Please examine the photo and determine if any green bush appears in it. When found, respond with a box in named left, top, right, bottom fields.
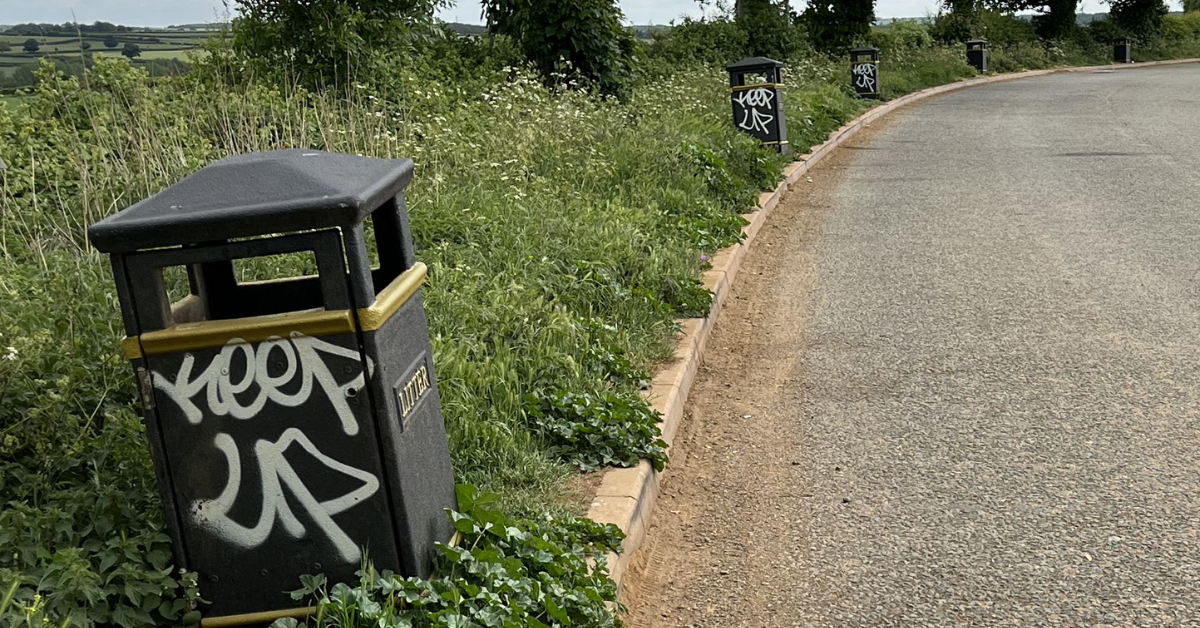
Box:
left=988, top=41, right=1057, bottom=71
left=1109, top=0, right=1169, bottom=40
left=0, top=55, right=780, bottom=626
left=736, top=0, right=807, bottom=60
left=801, top=0, right=875, bottom=53
left=482, top=0, right=640, bottom=98
left=277, top=486, right=624, bottom=628
left=1085, top=17, right=1124, bottom=45
left=1163, top=12, right=1200, bottom=41
left=644, top=17, right=750, bottom=70
left=870, top=20, right=935, bottom=53
left=5, top=18, right=1200, bottom=628
left=526, top=391, right=668, bottom=472
left=878, top=46, right=976, bottom=98
left=929, top=9, right=978, bottom=44
left=231, top=0, right=446, bottom=89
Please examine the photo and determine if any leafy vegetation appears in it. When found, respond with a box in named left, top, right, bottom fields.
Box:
left=230, top=0, right=447, bottom=89
left=276, top=486, right=623, bottom=628
left=0, top=45, right=780, bottom=627
left=2, top=5, right=1200, bottom=628
left=1109, top=0, right=1170, bottom=40
left=482, top=0, right=638, bottom=97
left=734, top=0, right=808, bottom=59
left=801, top=0, right=877, bottom=53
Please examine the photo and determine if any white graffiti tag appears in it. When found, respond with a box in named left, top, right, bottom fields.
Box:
left=153, top=333, right=379, bottom=563
left=732, top=87, right=776, bottom=134
left=853, top=63, right=878, bottom=93
left=192, top=429, right=379, bottom=563
left=154, top=332, right=370, bottom=435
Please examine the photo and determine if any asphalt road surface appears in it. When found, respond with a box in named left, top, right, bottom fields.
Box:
left=623, top=64, right=1200, bottom=627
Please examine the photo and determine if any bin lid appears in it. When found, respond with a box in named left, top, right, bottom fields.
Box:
left=88, top=149, right=414, bottom=253
left=967, top=38, right=988, bottom=45
left=726, top=56, right=784, bottom=73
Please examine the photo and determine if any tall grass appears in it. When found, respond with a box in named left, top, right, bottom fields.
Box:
left=8, top=21, right=1198, bottom=623
left=0, top=56, right=792, bottom=624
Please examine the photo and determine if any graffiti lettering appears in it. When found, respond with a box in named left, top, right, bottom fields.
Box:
left=853, top=63, right=878, bottom=93
left=153, top=333, right=371, bottom=435
left=732, top=87, right=776, bottom=134
left=153, top=333, right=379, bottom=563
left=191, top=429, right=380, bottom=563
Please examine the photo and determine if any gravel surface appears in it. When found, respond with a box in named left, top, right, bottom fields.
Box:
left=622, top=65, right=1200, bottom=627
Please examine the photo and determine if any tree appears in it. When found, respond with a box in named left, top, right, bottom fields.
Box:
left=121, top=42, right=141, bottom=58
left=22, top=39, right=39, bottom=53
left=1186, top=0, right=1200, bottom=12
left=483, top=0, right=639, bottom=98
left=0, top=42, right=10, bottom=53
left=232, top=0, right=446, bottom=89
left=103, top=35, right=119, bottom=48
left=81, top=41, right=92, bottom=50
left=934, top=0, right=981, bottom=42
left=984, top=0, right=1078, bottom=39
left=1109, top=0, right=1168, bottom=38
left=800, top=0, right=876, bottom=53
left=735, top=0, right=803, bottom=58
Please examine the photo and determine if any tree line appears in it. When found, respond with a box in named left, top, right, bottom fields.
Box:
left=223, top=0, right=1194, bottom=100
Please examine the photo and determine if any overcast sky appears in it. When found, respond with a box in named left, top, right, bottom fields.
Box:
left=2, top=0, right=1177, bottom=28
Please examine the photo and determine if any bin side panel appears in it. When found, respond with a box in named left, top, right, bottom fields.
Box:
left=128, top=356, right=191, bottom=572
left=362, top=289, right=458, bottom=577
left=730, top=85, right=785, bottom=145
left=145, top=331, right=400, bottom=618
left=852, top=62, right=879, bottom=97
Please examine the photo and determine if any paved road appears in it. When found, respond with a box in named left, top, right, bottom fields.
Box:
left=624, top=65, right=1200, bottom=627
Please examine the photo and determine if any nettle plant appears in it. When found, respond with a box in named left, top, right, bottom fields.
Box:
left=276, top=485, right=625, bottom=628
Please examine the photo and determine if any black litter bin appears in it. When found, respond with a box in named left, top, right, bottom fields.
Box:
left=1115, top=37, right=1132, bottom=63
left=967, top=39, right=988, bottom=73
left=726, top=56, right=789, bottom=153
left=850, top=46, right=881, bottom=99
left=88, top=149, right=457, bottom=625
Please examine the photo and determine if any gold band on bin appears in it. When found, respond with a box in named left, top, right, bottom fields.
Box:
left=200, top=606, right=317, bottom=628
left=121, top=262, right=428, bottom=359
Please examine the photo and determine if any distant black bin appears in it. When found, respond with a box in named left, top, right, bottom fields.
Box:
left=1114, top=37, right=1132, bottom=63
left=967, top=39, right=988, bottom=73
left=87, top=149, right=457, bottom=624
left=850, top=46, right=881, bottom=99
left=726, top=56, right=789, bottom=153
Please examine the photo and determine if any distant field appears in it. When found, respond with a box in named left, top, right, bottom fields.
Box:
left=0, top=29, right=216, bottom=78
left=1, top=94, right=29, bottom=108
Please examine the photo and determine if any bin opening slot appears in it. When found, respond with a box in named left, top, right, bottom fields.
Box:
left=362, top=196, right=417, bottom=299
left=124, top=230, right=351, bottom=333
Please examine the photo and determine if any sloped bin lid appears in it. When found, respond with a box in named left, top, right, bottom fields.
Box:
left=726, top=56, right=784, bottom=72
left=88, top=149, right=414, bottom=254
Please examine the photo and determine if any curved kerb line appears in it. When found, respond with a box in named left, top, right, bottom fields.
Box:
left=586, top=56, right=1200, bottom=603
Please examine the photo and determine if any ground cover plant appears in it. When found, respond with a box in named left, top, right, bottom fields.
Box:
left=3, top=8, right=1200, bottom=628
left=0, top=48, right=785, bottom=628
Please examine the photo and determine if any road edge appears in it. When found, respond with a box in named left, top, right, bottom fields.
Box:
left=585, top=55, right=1200, bottom=600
